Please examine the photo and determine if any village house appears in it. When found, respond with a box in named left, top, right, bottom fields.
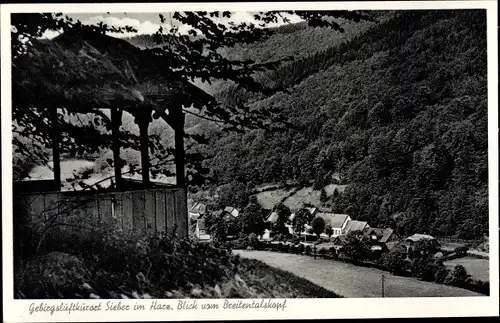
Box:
left=261, top=229, right=273, bottom=241
left=344, top=220, right=370, bottom=234
left=265, top=211, right=279, bottom=224
left=265, top=211, right=295, bottom=235
left=209, top=207, right=240, bottom=239
left=315, top=213, right=351, bottom=239
left=224, top=206, right=239, bottom=218
left=401, top=233, right=441, bottom=259
left=330, top=227, right=400, bottom=260
left=265, top=211, right=295, bottom=223
left=212, top=206, right=240, bottom=222
left=188, top=202, right=207, bottom=221
left=403, top=233, right=440, bottom=248
left=195, top=218, right=211, bottom=241
left=478, top=234, right=489, bottom=252
left=363, top=227, right=400, bottom=252
left=332, top=234, right=348, bottom=251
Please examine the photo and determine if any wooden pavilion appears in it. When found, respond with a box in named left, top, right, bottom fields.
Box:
left=12, top=28, right=216, bottom=238
left=13, top=27, right=216, bottom=191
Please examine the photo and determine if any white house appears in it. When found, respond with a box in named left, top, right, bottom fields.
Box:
left=265, top=211, right=279, bottom=223
left=224, top=206, right=239, bottom=218
left=195, top=219, right=211, bottom=241
left=315, top=213, right=352, bottom=238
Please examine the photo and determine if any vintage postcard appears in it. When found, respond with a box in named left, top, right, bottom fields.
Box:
left=1, top=1, right=499, bottom=321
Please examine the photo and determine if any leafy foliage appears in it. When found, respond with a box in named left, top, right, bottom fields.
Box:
left=15, top=216, right=235, bottom=298
left=411, top=256, right=439, bottom=281
left=240, top=201, right=266, bottom=236
left=292, top=208, right=310, bottom=234
left=324, top=224, right=334, bottom=239
left=342, top=231, right=369, bottom=263
left=445, top=265, right=470, bottom=288
left=204, top=212, right=228, bottom=244
left=274, top=203, right=291, bottom=235
left=379, top=245, right=408, bottom=275
left=454, top=246, right=469, bottom=257
left=15, top=223, right=339, bottom=299
left=311, top=217, right=326, bottom=237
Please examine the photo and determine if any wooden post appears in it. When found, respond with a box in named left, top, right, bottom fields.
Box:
left=174, top=108, right=188, bottom=238
left=136, top=108, right=152, bottom=187
left=51, top=106, right=61, bottom=190
left=154, top=102, right=188, bottom=238
left=138, top=119, right=150, bottom=187
left=175, top=111, right=186, bottom=188
left=111, top=107, right=123, bottom=189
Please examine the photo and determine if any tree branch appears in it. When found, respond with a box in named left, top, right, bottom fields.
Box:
left=182, top=108, right=227, bottom=124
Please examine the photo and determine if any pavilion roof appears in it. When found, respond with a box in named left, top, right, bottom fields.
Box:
left=13, top=29, right=215, bottom=117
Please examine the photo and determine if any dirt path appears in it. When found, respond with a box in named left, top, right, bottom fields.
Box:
left=234, top=250, right=481, bottom=298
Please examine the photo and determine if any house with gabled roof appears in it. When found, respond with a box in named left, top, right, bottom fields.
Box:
left=397, top=233, right=442, bottom=260
left=211, top=207, right=239, bottom=223
left=265, top=211, right=295, bottom=224
left=265, top=211, right=279, bottom=224
left=363, top=227, right=400, bottom=252
left=344, top=220, right=370, bottom=234
left=189, top=202, right=207, bottom=221
left=404, top=233, right=440, bottom=248
left=332, top=234, right=348, bottom=250
left=315, top=212, right=351, bottom=238
left=224, top=206, right=239, bottom=218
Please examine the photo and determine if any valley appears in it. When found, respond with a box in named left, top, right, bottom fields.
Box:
left=17, top=10, right=488, bottom=240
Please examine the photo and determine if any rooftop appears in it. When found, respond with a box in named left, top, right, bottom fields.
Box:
left=333, top=235, right=348, bottom=244
left=364, top=227, right=396, bottom=243
left=197, top=219, right=206, bottom=230
left=406, top=233, right=437, bottom=242
left=345, top=220, right=368, bottom=232
left=190, top=202, right=207, bottom=214
left=16, top=30, right=215, bottom=117
left=315, top=213, right=350, bottom=228
left=266, top=212, right=279, bottom=223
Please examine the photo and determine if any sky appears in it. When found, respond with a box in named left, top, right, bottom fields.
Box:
left=41, top=12, right=303, bottom=39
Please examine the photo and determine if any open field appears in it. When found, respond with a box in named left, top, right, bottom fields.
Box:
left=444, top=257, right=490, bottom=282
left=238, top=258, right=340, bottom=298
left=235, top=250, right=482, bottom=298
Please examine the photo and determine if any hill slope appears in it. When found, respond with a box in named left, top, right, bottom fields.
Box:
left=199, top=10, right=488, bottom=239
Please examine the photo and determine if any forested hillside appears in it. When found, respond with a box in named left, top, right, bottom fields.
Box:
left=198, top=10, right=488, bottom=239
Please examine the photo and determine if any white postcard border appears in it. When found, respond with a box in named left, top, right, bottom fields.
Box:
left=2, top=1, right=499, bottom=321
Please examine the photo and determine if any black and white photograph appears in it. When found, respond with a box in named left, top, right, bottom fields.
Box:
left=2, top=1, right=499, bottom=321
